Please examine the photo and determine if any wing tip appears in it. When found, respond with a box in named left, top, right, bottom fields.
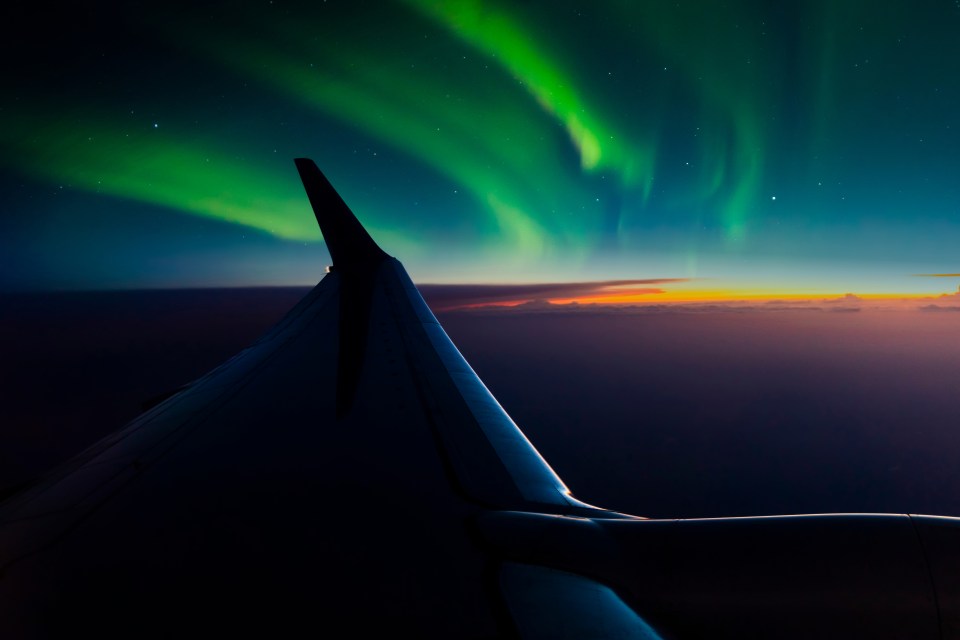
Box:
left=294, top=158, right=388, bottom=270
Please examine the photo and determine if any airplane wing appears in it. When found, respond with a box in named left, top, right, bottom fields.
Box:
left=1, top=160, right=958, bottom=638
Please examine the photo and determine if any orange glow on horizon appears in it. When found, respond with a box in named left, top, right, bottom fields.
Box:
left=427, top=280, right=959, bottom=311
left=547, top=290, right=941, bottom=306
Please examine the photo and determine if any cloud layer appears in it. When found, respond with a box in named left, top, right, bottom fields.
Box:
left=418, top=279, right=689, bottom=310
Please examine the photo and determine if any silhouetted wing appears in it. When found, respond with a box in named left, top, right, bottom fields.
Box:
left=290, top=158, right=596, bottom=512
left=0, top=159, right=619, bottom=637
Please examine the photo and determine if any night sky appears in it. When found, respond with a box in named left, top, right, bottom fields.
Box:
left=3, top=1, right=960, bottom=298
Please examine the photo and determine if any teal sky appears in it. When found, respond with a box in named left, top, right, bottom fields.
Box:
left=2, top=1, right=959, bottom=295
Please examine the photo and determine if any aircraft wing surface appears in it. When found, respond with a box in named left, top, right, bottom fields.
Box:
left=2, top=160, right=959, bottom=639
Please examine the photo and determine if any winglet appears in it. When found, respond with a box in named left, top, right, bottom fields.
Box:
left=294, top=158, right=388, bottom=271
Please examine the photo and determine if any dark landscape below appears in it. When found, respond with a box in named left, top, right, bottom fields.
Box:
left=2, top=288, right=958, bottom=519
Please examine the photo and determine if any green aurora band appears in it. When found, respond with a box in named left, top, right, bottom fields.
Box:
left=0, top=2, right=789, bottom=251
left=401, top=0, right=658, bottom=190
left=188, top=12, right=566, bottom=259
left=0, top=110, right=318, bottom=241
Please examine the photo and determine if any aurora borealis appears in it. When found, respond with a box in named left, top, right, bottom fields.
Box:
left=3, top=1, right=960, bottom=297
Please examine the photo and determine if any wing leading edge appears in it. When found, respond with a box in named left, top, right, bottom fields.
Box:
left=293, top=158, right=602, bottom=511
left=1, top=160, right=959, bottom=639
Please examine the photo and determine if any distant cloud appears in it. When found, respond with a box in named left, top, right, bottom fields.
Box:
left=419, top=279, right=689, bottom=310
left=823, top=293, right=861, bottom=304
left=818, top=293, right=861, bottom=312
left=919, top=304, right=960, bottom=312
left=911, top=273, right=960, bottom=294
left=932, top=285, right=960, bottom=298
